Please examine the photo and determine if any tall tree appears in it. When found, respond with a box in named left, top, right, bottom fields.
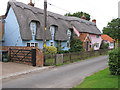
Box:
left=65, top=12, right=91, bottom=21
left=103, top=18, right=120, bottom=47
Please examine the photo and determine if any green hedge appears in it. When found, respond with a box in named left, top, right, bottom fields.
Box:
left=108, top=48, right=120, bottom=75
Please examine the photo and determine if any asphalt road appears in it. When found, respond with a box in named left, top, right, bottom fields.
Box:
left=2, top=55, right=108, bottom=88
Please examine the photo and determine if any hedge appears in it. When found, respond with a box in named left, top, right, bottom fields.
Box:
left=108, top=48, right=120, bottom=75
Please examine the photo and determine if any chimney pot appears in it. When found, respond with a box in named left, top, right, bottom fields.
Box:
left=81, top=13, right=86, bottom=20
left=92, top=19, right=96, bottom=23
left=28, top=0, right=34, bottom=7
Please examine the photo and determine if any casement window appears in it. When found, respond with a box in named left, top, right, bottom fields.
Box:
left=50, top=42, right=54, bottom=46
left=67, top=30, right=71, bottom=37
left=96, top=35, right=99, bottom=38
left=30, top=22, right=36, bottom=35
left=96, top=43, right=99, bottom=48
left=110, top=42, right=114, bottom=46
left=27, top=42, right=38, bottom=47
left=50, top=26, right=54, bottom=36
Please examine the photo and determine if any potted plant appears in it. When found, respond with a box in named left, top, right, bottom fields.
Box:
left=2, top=55, right=8, bottom=62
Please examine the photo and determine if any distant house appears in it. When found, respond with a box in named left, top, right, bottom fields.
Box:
left=3, top=0, right=102, bottom=51
left=79, top=33, right=91, bottom=51
left=79, top=32, right=102, bottom=51
left=101, top=34, right=115, bottom=49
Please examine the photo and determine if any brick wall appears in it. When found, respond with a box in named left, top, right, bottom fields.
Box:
left=2, top=46, right=43, bottom=67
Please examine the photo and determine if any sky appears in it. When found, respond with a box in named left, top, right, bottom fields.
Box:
left=0, top=0, right=119, bottom=32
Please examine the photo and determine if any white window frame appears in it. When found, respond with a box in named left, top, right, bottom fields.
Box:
left=50, top=41, right=54, bottom=46
left=110, top=42, right=114, bottom=47
left=27, top=42, right=38, bottom=47
left=67, top=30, right=71, bottom=37
left=30, top=22, right=36, bottom=36
left=50, top=26, right=54, bottom=36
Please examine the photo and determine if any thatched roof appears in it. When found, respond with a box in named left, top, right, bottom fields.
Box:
left=5, top=1, right=101, bottom=41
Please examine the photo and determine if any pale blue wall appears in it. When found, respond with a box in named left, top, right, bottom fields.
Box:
left=3, top=7, right=71, bottom=51
left=3, top=7, right=23, bottom=46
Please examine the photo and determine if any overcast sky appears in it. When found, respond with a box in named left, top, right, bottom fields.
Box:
left=0, top=0, right=119, bottom=32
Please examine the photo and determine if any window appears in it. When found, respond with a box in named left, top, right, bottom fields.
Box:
left=96, top=35, right=99, bottom=38
left=96, top=43, right=99, bottom=48
left=27, top=43, right=38, bottom=47
left=50, top=26, right=54, bottom=36
left=30, top=22, right=36, bottom=35
left=50, top=42, right=54, bottom=46
left=67, top=30, right=71, bottom=37
left=110, top=42, right=114, bottom=46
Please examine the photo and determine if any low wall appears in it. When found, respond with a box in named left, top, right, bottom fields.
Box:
left=2, top=46, right=43, bottom=67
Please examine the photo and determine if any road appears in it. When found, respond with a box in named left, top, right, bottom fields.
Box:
left=2, top=55, right=108, bottom=88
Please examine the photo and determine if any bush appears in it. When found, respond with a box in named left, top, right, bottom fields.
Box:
left=46, top=46, right=57, bottom=54
left=69, top=38, right=84, bottom=52
left=100, top=41, right=109, bottom=49
left=108, top=48, right=120, bottom=75
left=57, top=50, right=69, bottom=54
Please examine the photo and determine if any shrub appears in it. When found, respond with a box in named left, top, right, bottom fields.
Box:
left=108, top=48, right=120, bottom=75
left=100, top=41, right=109, bottom=49
left=46, top=46, right=57, bottom=54
left=69, top=38, right=84, bottom=52
left=57, top=50, right=69, bottom=54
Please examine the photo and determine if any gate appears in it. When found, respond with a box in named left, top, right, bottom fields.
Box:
left=9, top=48, right=36, bottom=66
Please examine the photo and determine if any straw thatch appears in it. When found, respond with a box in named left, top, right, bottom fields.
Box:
left=5, top=1, right=101, bottom=41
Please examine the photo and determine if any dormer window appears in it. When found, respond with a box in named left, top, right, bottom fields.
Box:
left=50, top=26, right=54, bottom=36
left=30, top=22, right=36, bottom=35
left=67, top=30, right=71, bottom=37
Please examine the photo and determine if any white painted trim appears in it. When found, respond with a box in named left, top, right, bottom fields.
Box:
left=84, top=34, right=92, bottom=42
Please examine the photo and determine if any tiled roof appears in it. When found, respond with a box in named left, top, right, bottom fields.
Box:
left=101, top=34, right=114, bottom=42
left=79, top=33, right=88, bottom=41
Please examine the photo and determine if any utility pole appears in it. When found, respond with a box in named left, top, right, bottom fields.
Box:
left=43, top=0, right=47, bottom=53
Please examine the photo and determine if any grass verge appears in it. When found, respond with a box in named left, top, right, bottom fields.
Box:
left=73, top=68, right=119, bottom=88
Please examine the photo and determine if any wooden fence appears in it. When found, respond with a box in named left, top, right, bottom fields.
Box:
left=44, top=49, right=110, bottom=66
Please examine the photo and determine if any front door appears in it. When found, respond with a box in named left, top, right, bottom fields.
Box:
left=86, top=41, right=89, bottom=51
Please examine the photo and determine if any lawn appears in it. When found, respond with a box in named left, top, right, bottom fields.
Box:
left=74, top=68, right=119, bottom=88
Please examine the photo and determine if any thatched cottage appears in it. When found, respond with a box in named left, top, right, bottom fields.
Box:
left=3, top=0, right=102, bottom=51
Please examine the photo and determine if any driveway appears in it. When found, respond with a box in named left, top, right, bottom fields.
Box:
left=2, top=55, right=108, bottom=88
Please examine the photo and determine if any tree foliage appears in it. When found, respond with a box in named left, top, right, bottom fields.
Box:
left=100, top=41, right=109, bottom=49
left=46, top=46, right=57, bottom=54
left=69, top=38, right=84, bottom=52
left=108, top=48, right=120, bottom=75
left=65, top=12, right=91, bottom=21
left=103, top=18, right=120, bottom=41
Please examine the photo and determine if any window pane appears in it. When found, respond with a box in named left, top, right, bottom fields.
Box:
left=35, top=43, right=38, bottom=47
left=27, top=43, right=30, bottom=47
left=30, top=22, right=36, bottom=35
left=51, top=42, right=54, bottom=46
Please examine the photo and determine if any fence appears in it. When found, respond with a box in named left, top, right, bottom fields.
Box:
left=44, top=49, right=110, bottom=66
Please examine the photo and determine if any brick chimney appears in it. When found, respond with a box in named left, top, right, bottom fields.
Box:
left=28, top=0, right=34, bottom=7
left=92, top=19, right=96, bottom=23
left=81, top=13, right=86, bottom=20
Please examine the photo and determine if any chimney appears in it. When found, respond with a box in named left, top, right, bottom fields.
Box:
left=92, top=19, right=96, bottom=23
left=81, top=13, right=86, bottom=20
left=28, top=0, right=34, bottom=7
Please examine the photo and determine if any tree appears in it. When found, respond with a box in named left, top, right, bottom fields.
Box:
left=100, top=41, right=109, bottom=49
left=103, top=18, right=120, bottom=47
left=65, top=12, right=91, bottom=21
left=69, top=38, right=84, bottom=52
